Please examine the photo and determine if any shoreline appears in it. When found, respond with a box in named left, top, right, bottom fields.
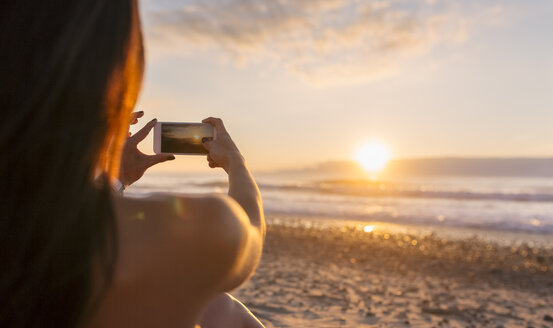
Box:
left=234, top=216, right=553, bottom=327
left=265, top=215, right=553, bottom=248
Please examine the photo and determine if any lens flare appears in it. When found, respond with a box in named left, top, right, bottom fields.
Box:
left=363, top=225, right=374, bottom=233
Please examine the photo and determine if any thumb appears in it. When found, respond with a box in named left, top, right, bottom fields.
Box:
left=146, top=154, right=175, bottom=168
left=130, top=118, right=157, bottom=145
left=202, top=139, right=212, bottom=151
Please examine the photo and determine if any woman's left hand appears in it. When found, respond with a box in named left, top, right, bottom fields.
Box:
left=118, top=111, right=175, bottom=187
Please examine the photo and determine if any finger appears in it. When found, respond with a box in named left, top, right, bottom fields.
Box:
left=130, top=118, right=157, bottom=145
left=202, top=139, right=212, bottom=151
left=202, top=117, right=227, bottom=134
left=130, top=111, right=144, bottom=125
left=208, top=162, right=217, bottom=168
left=128, top=132, right=131, bottom=137
left=145, top=154, right=175, bottom=168
left=206, top=154, right=218, bottom=166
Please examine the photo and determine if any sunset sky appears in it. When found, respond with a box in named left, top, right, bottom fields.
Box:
left=134, top=0, right=552, bottom=172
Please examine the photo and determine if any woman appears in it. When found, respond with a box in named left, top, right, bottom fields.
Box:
left=0, top=1, right=265, bottom=327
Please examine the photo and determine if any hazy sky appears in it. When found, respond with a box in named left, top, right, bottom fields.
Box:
left=135, top=0, right=553, bottom=171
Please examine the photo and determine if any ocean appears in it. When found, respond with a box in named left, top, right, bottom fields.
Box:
left=126, top=168, right=553, bottom=235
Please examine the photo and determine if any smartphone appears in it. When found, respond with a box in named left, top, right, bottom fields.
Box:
left=153, top=122, right=215, bottom=155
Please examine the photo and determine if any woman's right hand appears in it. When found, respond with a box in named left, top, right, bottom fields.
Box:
left=202, top=117, right=245, bottom=173
left=203, top=116, right=266, bottom=242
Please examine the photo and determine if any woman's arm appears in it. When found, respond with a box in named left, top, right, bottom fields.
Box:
left=202, top=117, right=265, bottom=288
left=94, top=117, right=263, bottom=327
left=227, top=159, right=265, bottom=238
left=115, top=115, right=264, bottom=291
left=202, top=117, right=265, bottom=237
left=198, top=293, right=264, bottom=328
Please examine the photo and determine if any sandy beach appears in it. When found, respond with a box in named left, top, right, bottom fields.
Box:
left=234, top=217, right=553, bottom=327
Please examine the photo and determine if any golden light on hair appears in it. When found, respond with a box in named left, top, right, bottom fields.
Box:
left=99, top=2, right=144, bottom=182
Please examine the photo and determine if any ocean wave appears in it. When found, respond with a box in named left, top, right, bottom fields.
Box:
left=182, top=179, right=553, bottom=203
left=128, top=175, right=553, bottom=234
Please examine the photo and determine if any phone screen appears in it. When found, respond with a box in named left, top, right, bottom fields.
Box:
left=160, top=123, right=213, bottom=154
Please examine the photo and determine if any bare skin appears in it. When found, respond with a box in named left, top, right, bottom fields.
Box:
left=198, top=293, right=264, bottom=328
left=88, top=117, right=265, bottom=328
left=118, top=111, right=175, bottom=187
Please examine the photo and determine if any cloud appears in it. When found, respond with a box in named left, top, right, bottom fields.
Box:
left=141, top=0, right=500, bottom=84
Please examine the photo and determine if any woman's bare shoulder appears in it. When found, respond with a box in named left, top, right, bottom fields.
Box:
left=90, top=193, right=262, bottom=327
left=113, top=192, right=248, bottom=285
left=107, top=194, right=246, bottom=304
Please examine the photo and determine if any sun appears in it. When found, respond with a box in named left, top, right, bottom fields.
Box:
left=355, top=141, right=391, bottom=173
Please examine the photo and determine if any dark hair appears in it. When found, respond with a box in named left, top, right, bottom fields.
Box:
left=0, top=1, right=142, bottom=327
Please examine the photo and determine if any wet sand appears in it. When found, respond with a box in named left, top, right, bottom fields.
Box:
left=234, top=217, right=553, bottom=327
